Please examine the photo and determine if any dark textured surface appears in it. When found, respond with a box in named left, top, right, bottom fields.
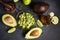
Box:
left=0, top=0, right=60, bottom=40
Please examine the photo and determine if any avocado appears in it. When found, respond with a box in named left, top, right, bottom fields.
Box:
left=2, top=14, right=17, bottom=27
left=8, top=27, right=16, bottom=33
left=18, top=12, right=35, bottom=29
left=25, top=28, right=42, bottom=39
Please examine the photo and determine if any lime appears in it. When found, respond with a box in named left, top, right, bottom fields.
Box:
left=23, top=0, right=31, bottom=5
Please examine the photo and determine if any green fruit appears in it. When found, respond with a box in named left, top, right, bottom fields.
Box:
left=23, top=0, right=31, bottom=5
left=18, top=12, right=35, bottom=29
left=37, top=20, right=43, bottom=27
left=51, top=16, right=59, bottom=25
left=25, top=28, right=42, bottom=39
left=13, top=0, right=19, bottom=2
left=8, top=27, right=16, bottom=33
left=2, top=14, right=17, bottom=27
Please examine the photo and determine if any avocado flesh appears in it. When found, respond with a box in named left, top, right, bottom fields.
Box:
left=2, top=14, right=17, bottom=27
left=25, top=28, right=42, bottom=39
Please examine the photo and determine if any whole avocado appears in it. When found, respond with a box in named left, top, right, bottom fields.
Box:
left=34, top=2, right=49, bottom=14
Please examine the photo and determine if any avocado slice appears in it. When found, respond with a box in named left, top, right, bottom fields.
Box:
left=37, top=20, right=43, bottom=27
left=2, top=14, right=17, bottom=27
left=25, top=28, right=42, bottom=39
left=8, top=27, right=16, bottom=33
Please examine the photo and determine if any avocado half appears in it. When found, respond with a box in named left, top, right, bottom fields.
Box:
left=25, top=28, right=42, bottom=39
left=2, top=14, right=17, bottom=27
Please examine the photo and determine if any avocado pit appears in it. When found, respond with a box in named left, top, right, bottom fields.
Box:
left=4, top=16, right=13, bottom=24
left=30, top=30, right=39, bottom=36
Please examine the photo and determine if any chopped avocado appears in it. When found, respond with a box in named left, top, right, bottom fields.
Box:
left=18, top=12, right=35, bottom=29
left=25, top=28, right=42, bottom=39
left=8, top=27, right=16, bottom=33
left=2, top=14, right=17, bottom=27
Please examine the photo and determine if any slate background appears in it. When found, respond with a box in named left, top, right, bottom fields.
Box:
left=0, top=0, right=60, bottom=40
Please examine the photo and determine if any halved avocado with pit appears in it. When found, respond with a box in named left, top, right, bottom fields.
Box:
left=2, top=14, right=17, bottom=27
left=25, top=28, right=42, bottom=39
